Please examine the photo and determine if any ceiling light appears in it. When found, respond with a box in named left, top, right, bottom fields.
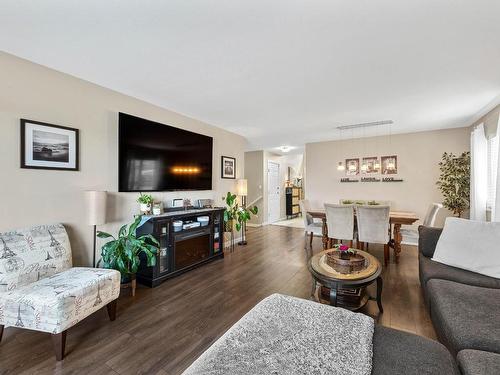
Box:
left=279, top=146, right=291, bottom=153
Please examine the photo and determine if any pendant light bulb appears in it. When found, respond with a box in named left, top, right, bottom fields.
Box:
left=337, top=161, right=345, bottom=171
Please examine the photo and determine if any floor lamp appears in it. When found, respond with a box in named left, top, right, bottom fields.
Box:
left=237, top=179, right=248, bottom=246
left=85, top=191, right=107, bottom=267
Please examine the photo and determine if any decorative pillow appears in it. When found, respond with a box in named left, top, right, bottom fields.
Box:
left=432, top=217, right=500, bottom=279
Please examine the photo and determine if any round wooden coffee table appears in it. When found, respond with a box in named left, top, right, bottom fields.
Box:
left=308, top=249, right=383, bottom=312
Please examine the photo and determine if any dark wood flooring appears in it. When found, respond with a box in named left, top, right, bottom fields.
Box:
left=0, top=225, right=435, bottom=374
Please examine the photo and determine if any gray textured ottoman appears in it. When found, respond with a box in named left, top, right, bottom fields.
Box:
left=183, top=294, right=458, bottom=375
left=427, top=279, right=500, bottom=355
left=457, top=349, right=500, bottom=375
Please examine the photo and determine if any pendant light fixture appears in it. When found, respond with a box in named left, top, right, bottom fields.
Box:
left=386, top=121, right=396, bottom=171
left=360, top=125, right=367, bottom=172
left=337, top=127, right=345, bottom=171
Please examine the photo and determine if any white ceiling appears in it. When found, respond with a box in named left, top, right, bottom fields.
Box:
left=1, top=1, right=500, bottom=151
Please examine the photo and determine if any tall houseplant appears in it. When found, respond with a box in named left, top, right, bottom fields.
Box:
left=97, top=216, right=159, bottom=282
left=436, top=151, right=470, bottom=217
left=222, top=192, right=258, bottom=233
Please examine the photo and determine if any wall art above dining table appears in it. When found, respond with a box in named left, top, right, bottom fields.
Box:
left=338, top=155, right=402, bottom=183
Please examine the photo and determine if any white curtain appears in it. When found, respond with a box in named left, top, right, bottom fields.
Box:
left=470, top=123, right=487, bottom=221
left=494, top=121, right=500, bottom=221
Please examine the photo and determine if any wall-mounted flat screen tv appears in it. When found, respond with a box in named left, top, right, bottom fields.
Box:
left=119, top=113, right=213, bottom=192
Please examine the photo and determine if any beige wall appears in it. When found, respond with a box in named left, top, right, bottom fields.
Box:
left=0, top=52, right=246, bottom=266
left=305, top=127, right=470, bottom=227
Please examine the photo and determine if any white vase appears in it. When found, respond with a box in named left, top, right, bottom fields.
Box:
left=140, top=203, right=150, bottom=213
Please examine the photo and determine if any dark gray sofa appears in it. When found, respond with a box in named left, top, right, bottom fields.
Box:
left=418, top=226, right=500, bottom=374
left=372, top=325, right=458, bottom=375
left=457, top=350, right=500, bottom=375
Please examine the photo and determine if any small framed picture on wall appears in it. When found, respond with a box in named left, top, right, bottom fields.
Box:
left=221, top=156, right=236, bottom=179
left=20, top=119, right=79, bottom=171
left=345, top=158, right=360, bottom=176
left=381, top=155, right=398, bottom=175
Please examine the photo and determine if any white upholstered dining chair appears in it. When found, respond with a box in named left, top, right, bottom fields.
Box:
left=401, top=203, right=443, bottom=245
left=356, top=205, right=391, bottom=265
left=299, top=200, right=322, bottom=248
left=324, top=204, right=355, bottom=247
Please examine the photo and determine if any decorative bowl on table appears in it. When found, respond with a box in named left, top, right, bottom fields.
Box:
left=326, top=246, right=366, bottom=274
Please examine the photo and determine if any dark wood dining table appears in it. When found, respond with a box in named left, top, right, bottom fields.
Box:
left=307, top=209, right=419, bottom=263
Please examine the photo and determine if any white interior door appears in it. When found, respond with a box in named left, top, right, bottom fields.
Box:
left=267, top=161, right=281, bottom=223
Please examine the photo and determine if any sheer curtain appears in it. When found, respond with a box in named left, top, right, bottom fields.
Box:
left=494, top=123, right=500, bottom=221
left=470, top=123, right=487, bottom=221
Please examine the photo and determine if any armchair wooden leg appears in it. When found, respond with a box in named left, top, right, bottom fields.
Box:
left=107, top=300, right=117, bottom=321
left=52, top=330, right=67, bottom=361
left=384, top=244, right=390, bottom=266
left=0, top=324, right=4, bottom=343
left=309, top=232, right=314, bottom=247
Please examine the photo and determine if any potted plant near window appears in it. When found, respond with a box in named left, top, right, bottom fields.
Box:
left=137, top=193, right=154, bottom=214
left=436, top=151, right=470, bottom=218
left=97, top=216, right=159, bottom=296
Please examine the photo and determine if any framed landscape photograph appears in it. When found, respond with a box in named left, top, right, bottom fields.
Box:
left=381, top=155, right=398, bottom=175
left=345, top=158, right=359, bottom=176
left=21, top=119, right=79, bottom=171
left=221, top=156, right=236, bottom=179
left=362, top=156, right=380, bottom=174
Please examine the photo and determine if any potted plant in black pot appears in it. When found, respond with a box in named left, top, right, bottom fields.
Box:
left=97, top=216, right=159, bottom=296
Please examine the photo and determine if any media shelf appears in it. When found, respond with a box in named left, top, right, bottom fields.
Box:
left=136, top=207, right=225, bottom=287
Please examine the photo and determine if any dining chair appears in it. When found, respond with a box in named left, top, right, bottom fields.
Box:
left=299, top=200, right=322, bottom=248
left=400, top=203, right=443, bottom=245
left=356, top=205, right=391, bottom=265
left=301, top=199, right=322, bottom=223
left=324, top=203, right=355, bottom=248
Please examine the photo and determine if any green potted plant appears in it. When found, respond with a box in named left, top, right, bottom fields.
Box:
left=137, top=193, right=154, bottom=213
left=436, top=151, right=470, bottom=217
left=97, top=216, right=159, bottom=286
left=222, top=191, right=258, bottom=234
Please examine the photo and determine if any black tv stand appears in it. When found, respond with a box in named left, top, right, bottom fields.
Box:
left=136, top=207, right=225, bottom=287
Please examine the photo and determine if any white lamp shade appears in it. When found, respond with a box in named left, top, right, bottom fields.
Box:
left=236, top=179, right=248, bottom=196
left=85, top=191, right=107, bottom=226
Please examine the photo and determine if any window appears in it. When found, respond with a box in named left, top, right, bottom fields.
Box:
left=487, top=135, right=499, bottom=212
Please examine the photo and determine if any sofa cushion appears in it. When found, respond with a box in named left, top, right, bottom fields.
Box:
left=457, top=349, right=500, bottom=375
left=418, top=226, right=443, bottom=258
left=432, top=218, right=500, bottom=279
left=372, top=325, right=459, bottom=375
left=0, top=224, right=72, bottom=292
left=419, top=254, right=500, bottom=290
left=0, top=267, right=120, bottom=334
left=427, top=279, right=500, bottom=355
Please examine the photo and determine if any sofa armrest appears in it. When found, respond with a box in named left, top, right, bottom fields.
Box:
left=418, top=226, right=443, bottom=258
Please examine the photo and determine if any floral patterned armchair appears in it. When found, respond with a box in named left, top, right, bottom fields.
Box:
left=0, top=224, right=120, bottom=360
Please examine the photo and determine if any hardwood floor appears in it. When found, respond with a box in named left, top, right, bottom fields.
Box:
left=0, top=225, right=435, bottom=374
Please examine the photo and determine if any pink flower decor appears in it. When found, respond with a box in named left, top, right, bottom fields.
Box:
left=339, top=245, right=349, bottom=252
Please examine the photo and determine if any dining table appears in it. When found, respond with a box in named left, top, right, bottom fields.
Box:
left=307, top=209, right=419, bottom=264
